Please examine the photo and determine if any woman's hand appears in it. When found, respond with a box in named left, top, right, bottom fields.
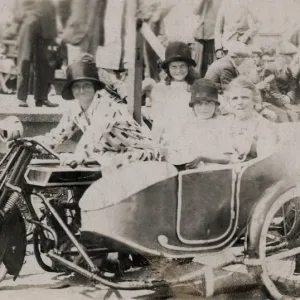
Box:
left=59, top=152, right=86, bottom=167
left=261, top=108, right=277, bottom=122
left=186, top=156, right=204, bottom=169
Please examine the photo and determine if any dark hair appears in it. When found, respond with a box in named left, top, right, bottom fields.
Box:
left=164, top=65, right=198, bottom=88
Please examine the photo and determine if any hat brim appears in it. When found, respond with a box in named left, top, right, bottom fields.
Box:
left=189, top=98, right=220, bottom=107
left=161, top=57, right=196, bottom=69
left=61, top=77, right=105, bottom=100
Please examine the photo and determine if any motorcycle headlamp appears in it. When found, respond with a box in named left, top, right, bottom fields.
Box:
left=0, top=116, right=24, bottom=143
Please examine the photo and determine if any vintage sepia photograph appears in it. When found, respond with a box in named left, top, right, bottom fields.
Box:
left=1, top=0, right=300, bottom=299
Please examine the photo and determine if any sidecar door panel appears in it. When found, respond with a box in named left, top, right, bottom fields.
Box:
left=177, top=166, right=237, bottom=244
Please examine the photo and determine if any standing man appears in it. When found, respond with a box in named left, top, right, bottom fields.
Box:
left=193, top=0, right=222, bottom=77
left=15, top=0, right=59, bottom=107
left=214, top=0, right=260, bottom=59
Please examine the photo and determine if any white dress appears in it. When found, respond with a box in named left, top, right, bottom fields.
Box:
left=150, top=81, right=195, bottom=143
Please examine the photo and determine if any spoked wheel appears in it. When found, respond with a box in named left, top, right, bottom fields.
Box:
left=250, top=188, right=300, bottom=299
left=277, top=198, right=300, bottom=239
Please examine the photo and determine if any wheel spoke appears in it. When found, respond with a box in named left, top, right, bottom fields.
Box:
left=266, top=246, right=300, bottom=262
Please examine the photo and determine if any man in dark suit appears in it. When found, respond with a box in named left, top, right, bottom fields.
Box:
left=205, top=41, right=250, bottom=94
left=15, top=0, right=59, bottom=107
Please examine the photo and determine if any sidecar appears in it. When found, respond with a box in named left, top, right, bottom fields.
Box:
left=78, top=123, right=300, bottom=299
left=79, top=123, right=300, bottom=256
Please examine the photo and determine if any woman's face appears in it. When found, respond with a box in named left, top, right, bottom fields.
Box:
left=262, top=55, right=273, bottom=68
left=193, top=100, right=216, bottom=120
left=72, top=80, right=96, bottom=108
left=168, top=61, right=189, bottom=81
left=252, top=54, right=261, bottom=66
left=228, top=87, right=254, bottom=119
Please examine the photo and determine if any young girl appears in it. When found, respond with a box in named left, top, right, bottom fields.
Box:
left=161, top=79, right=222, bottom=167
left=151, top=41, right=198, bottom=143
left=187, top=77, right=278, bottom=168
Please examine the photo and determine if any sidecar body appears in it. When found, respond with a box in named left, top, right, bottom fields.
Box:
left=79, top=123, right=300, bottom=258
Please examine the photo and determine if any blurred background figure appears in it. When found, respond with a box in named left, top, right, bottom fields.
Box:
left=14, top=0, right=59, bottom=107
left=192, top=0, right=222, bottom=77
left=214, top=0, right=261, bottom=59
left=54, top=0, right=72, bottom=31
left=61, top=0, right=107, bottom=56
left=138, top=0, right=172, bottom=82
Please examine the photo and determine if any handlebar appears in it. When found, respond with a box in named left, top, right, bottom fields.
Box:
left=22, top=138, right=100, bottom=169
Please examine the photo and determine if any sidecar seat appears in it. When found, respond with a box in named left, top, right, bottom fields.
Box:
left=79, top=161, right=178, bottom=211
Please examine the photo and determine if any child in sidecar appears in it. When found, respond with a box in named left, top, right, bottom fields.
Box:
left=187, top=77, right=279, bottom=168
left=161, top=78, right=223, bottom=168
left=34, top=59, right=161, bottom=171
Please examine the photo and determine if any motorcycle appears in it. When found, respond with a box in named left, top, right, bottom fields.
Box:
left=1, top=117, right=300, bottom=299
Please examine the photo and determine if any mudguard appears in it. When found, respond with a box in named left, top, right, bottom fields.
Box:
left=0, top=206, right=27, bottom=279
left=246, top=179, right=295, bottom=259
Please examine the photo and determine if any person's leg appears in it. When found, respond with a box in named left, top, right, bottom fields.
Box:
left=17, top=16, right=38, bottom=106
left=33, top=35, right=58, bottom=107
left=193, top=39, right=204, bottom=77
left=201, top=39, right=215, bottom=77
left=0, top=73, right=11, bottom=93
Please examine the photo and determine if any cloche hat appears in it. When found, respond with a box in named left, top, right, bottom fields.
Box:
left=189, top=79, right=219, bottom=107
left=161, top=41, right=196, bottom=69
left=61, top=61, right=105, bottom=100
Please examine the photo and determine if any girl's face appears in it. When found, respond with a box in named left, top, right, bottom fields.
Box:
left=262, top=55, right=273, bottom=68
left=72, top=80, right=96, bottom=109
left=168, top=61, right=189, bottom=82
left=193, top=100, right=216, bottom=120
left=228, top=87, right=254, bottom=119
left=252, top=54, right=261, bottom=66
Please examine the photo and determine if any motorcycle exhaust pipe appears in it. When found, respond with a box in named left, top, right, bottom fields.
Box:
left=48, top=251, right=258, bottom=296
left=48, top=250, right=168, bottom=290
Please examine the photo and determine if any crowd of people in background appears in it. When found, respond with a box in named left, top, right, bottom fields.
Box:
left=1, top=0, right=300, bottom=169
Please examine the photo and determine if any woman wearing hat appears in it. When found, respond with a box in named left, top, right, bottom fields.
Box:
left=160, top=79, right=223, bottom=168
left=151, top=41, right=198, bottom=142
left=35, top=60, right=161, bottom=170
left=187, top=77, right=278, bottom=168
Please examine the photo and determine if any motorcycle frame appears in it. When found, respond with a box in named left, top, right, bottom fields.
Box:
left=0, top=141, right=172, bottom=290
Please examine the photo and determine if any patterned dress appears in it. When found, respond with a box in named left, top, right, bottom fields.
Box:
left=39, top=90, right=161, bottom=169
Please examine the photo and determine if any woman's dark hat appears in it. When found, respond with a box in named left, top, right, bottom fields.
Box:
left=189, top=79, right=219, bottom=107
left=161, top=41, right=196, bottom=69
left=61, top=61, right=105, bottom=100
